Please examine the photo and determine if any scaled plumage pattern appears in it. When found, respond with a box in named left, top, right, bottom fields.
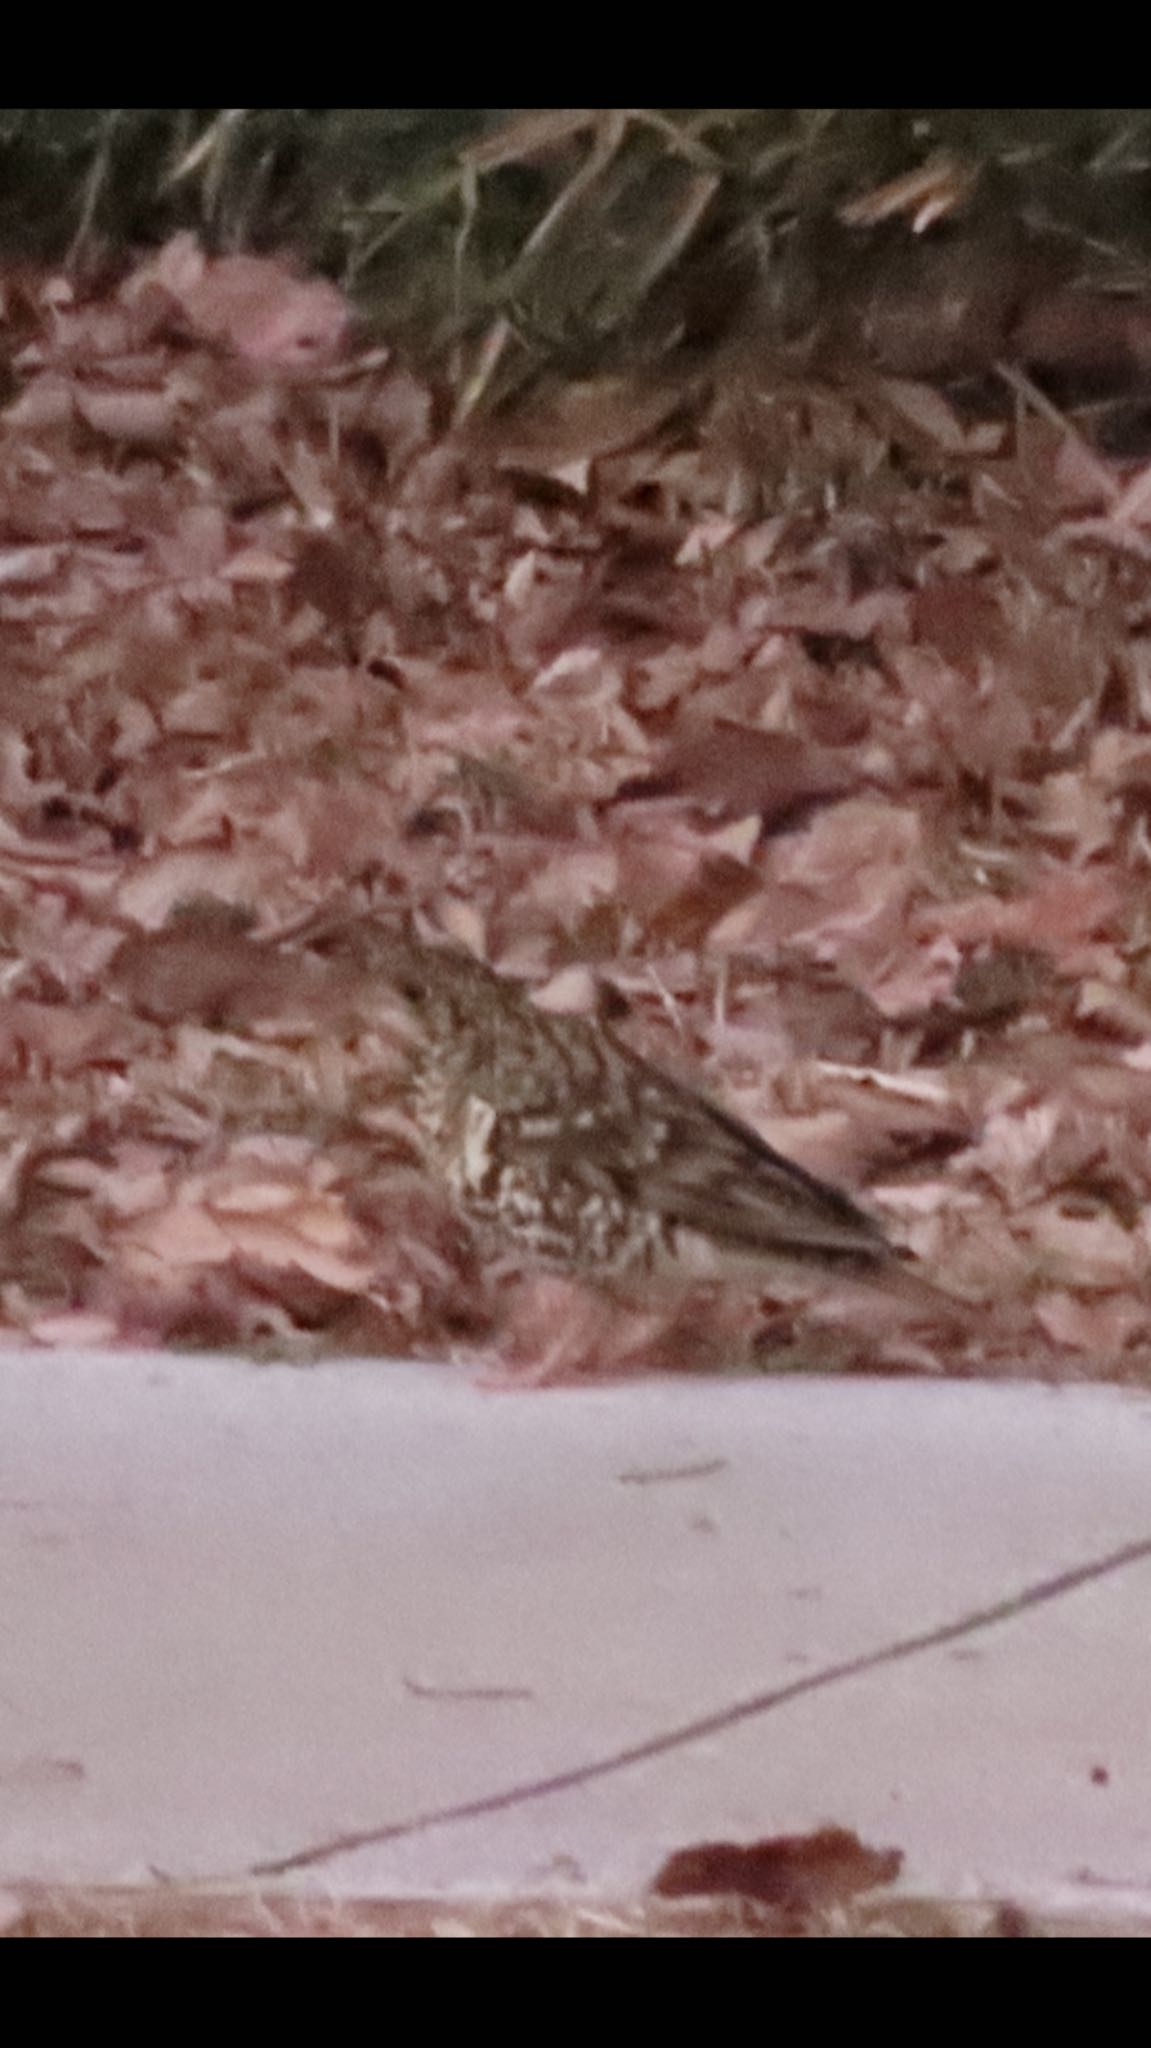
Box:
left=312, top=920, right=957, bottom=1315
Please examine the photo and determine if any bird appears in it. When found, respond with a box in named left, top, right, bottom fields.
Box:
left=299, top=915, right=966, bottom=1326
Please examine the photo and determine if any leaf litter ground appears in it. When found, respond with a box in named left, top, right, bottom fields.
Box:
left=3, top=237, right=1151, bottom=1383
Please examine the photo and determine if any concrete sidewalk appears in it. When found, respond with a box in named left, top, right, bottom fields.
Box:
left=1, top=1350, right=1150, bottom=1930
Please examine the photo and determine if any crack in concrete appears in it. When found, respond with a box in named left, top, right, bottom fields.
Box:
left=249, top=1530, right=1151, bottom=1879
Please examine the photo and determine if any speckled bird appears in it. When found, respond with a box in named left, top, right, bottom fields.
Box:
left=311, top=920, right=959, bottom=1315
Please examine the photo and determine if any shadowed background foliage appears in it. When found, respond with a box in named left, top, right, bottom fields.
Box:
left=6, top=108, right=1151, bottom=410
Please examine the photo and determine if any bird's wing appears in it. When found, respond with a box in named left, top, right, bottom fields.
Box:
left=621, top=1057, right=892, bottom=1264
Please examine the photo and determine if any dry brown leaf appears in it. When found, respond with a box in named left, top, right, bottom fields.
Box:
left=615, top=723, right=859, bottom=827
left=126, top=234, right=348, bottom=366
left=654, top=1825, right=902, bottom=1910
left=1033, top=1290, right=1150, bottom=1353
